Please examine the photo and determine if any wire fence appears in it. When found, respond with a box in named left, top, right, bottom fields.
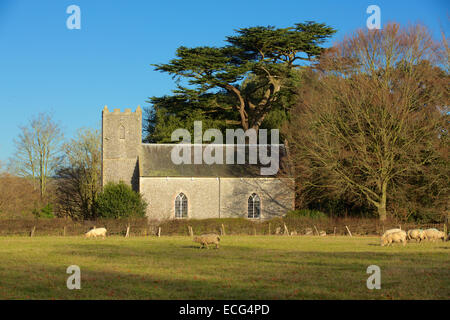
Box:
left=0, top=217, right=446, bottom=237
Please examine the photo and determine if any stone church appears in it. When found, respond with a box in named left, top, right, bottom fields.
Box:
left=101, top=106, right=295, bottom=220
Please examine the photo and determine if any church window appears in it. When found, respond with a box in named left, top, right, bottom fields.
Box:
left=119, top=125, right=125, bottom=139
left=248, top=193, right=260, bottom=218
left=175, top=193, right=188, bottom=218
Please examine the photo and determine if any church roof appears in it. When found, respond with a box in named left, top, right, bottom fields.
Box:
left=139, top=144, right=290, bottom=178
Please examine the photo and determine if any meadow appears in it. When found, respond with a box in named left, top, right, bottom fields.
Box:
left=0, top=235, right=448, bottom=300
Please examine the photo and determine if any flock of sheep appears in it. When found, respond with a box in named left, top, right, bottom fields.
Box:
left=381, top=228, right=448, bottom=246
left=84, top=226, right=448, bottom=248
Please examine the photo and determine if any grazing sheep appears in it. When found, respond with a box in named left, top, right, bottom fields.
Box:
left=193, top=234, right=220, bottom=249
left=319, top=231, right=326, bottom=236
left=381, top=230, right=407, bottom=247
left=85, top=227, right=107, bottom=239
left=384, top=228, right=402, bottom=236
left=423, top=228, right=446, bottom=242
left=407, top=229, right=427, bottom=242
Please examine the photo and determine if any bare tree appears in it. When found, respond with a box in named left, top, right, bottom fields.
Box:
left=9, top=113, right=63, bottom=199
left=55, top=128, right=101, bottom=219
left=285, top=23, right=449, bottom=221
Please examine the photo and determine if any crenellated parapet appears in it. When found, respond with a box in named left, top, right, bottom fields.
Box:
left=102, top=105, right=142, bottom=115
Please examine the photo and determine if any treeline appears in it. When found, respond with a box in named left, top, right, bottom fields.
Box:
left=145, top=22, right=449, bottom=222
left=0, top=124, right=147, bottom=220
left=285, top=24, right=449, bottom=223
left=1, top=21, right=448, bottom=223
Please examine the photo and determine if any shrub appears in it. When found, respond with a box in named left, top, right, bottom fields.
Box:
left=94, top=182, right=147, bottom=219
left=286, top=209, right=328, bottom=219
left=32, top=203, right=55, bottom=219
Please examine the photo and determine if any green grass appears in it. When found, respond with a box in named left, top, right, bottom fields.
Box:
left=0, top=235, right=448, bottom=300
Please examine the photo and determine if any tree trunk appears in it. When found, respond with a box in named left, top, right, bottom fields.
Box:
left=378, top=182, right=388, bottom=221
left=378, top=205, right=387, bottom=221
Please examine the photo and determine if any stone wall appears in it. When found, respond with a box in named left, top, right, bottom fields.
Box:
left=100, top=106, right=295, bottom=220
left=219, top=177, right=295, bottom=219
left=140, top=177, right=219, bottom=220
left=139, top=177, right=294, bottom=220
left=102, top=106, right=141, bottom=190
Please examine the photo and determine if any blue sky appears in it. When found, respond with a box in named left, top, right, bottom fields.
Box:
left=0, top=0, right=448, bottom=164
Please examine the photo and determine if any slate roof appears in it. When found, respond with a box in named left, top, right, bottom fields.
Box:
left=138, top=144, right=290, bottom=178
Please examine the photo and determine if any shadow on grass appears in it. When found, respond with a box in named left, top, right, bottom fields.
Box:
left=0, top=238, right=447, bottom=300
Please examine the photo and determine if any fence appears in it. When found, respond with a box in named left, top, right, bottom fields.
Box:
left=0, top=217, right=445, bottom=237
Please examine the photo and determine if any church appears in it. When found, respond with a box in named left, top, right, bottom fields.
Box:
left=101, top=106, right=295, bottom=220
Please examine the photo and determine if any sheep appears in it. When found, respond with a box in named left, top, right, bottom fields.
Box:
left=407, top=229, right=427, bottom=242
left=383, top=228, right=402, bottom=236
left=381, top=230, right=407, bottom=247
left=193, top=233, right=220, bottom=249
left=85, top=227, right=107, bottom=239
left=423, top=228, right=446, bottom=242
left=382, top=229, right=406, bottom=238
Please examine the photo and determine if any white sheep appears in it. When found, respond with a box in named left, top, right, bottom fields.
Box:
left=381, top=230, right=407, bottom=246
left=85, top=227, right=107, bottom=239
left=407, top=229, right=427, bottom=242
left=423, top=228, right=446, bottom=242
left=383, top=228, right=402, bottom=235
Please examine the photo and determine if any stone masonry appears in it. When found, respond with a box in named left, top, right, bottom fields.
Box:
left=102, top=107, right=295, bottom=220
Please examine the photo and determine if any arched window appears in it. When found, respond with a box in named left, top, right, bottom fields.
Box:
left=119, top=125, right=125, bottom=139
left=175, top=193, right=188, bottom=218
left=248, top=193, right=260, bottom=218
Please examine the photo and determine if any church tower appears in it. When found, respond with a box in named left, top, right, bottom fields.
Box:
left=101, top=106, right=142, bottom=191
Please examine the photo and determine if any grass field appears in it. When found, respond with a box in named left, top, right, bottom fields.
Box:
left=0, top=235, right=448, bottom=300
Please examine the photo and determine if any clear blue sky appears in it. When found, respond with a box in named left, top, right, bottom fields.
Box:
left=0, top=0, right=448, bottom=164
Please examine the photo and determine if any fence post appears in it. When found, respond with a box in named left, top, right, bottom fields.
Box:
left=189, top=226, right=193, bottom=237
left=284, top=223, right=289, bottom=236
left=30, top=226, right=36, bottom=237
left=333, top=227, right=336, bottom=236
left=221, top=224, right=225, bottom=236
left=157, top=227, right=161, bottom=237
left=63, top=226, right=66, bottom=237
left=148, top=226, right=152, bottom=237
left=313, top=225, right=320, bottom=236
left=345, top=225, right=353, bottom=237
left=125, top=224, right=130, bottom=238
left=268, top=223, right=271, bottom=235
